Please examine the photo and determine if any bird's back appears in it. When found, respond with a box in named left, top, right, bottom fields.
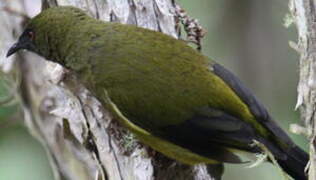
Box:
left=63, top=20, right=254, bottom=133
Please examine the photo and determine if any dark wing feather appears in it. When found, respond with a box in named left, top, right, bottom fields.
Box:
left=212, top=63, right=294, bottom=148
left=159, top=107, right=261, bottom=163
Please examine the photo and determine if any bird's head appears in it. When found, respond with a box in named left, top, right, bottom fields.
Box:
left=6, top=27, right=37, bottom=58
left=6, top=6, right=89, bottom=62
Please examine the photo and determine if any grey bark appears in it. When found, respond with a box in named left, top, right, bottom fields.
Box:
left=0, top=0, right=218, bottom=180
left=288, top=1, right=316, bottom=179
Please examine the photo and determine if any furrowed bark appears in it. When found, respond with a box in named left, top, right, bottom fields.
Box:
left=288, top=1, right=316, bottom=179
left=0, top=0, right=219, bottom=179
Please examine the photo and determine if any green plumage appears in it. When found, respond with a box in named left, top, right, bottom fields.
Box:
left=8, top=6, right=308, bottom=180
left=30, top=7, right=262, bottom=132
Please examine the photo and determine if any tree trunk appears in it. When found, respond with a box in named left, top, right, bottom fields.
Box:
left=0, top=0, right=220, bottom=179
left=288, top=1, right=316, bottom=180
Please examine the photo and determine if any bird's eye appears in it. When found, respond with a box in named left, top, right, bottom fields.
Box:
left=28, top=31, right=35, bottom=40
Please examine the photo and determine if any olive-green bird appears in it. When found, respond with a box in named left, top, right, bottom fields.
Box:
left=7, top=6, right=308, bottom=180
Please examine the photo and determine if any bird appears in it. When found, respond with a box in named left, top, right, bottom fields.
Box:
left=7, top=6, right=308, bottom=180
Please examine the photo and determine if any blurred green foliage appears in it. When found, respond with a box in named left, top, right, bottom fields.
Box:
left=0, top=76, right=54, bottom=180
left=0, top=1, right=307, bottom=180
left=0, top=125, right=54, bottom=180
left=0, top=78, right=17, bottom=122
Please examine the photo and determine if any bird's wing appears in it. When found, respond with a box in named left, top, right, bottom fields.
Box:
left=157, top=63, right=293, bottom=163
left=159, top=107, right=261, bottom=163
left=211, top=63, right=294, bottom=148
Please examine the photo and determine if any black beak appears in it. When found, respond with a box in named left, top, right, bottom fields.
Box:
left=6, top=42, right=22, bottom=57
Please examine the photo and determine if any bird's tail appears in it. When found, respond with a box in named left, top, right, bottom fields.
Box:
left=275, top=145, right=308, bottom=180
